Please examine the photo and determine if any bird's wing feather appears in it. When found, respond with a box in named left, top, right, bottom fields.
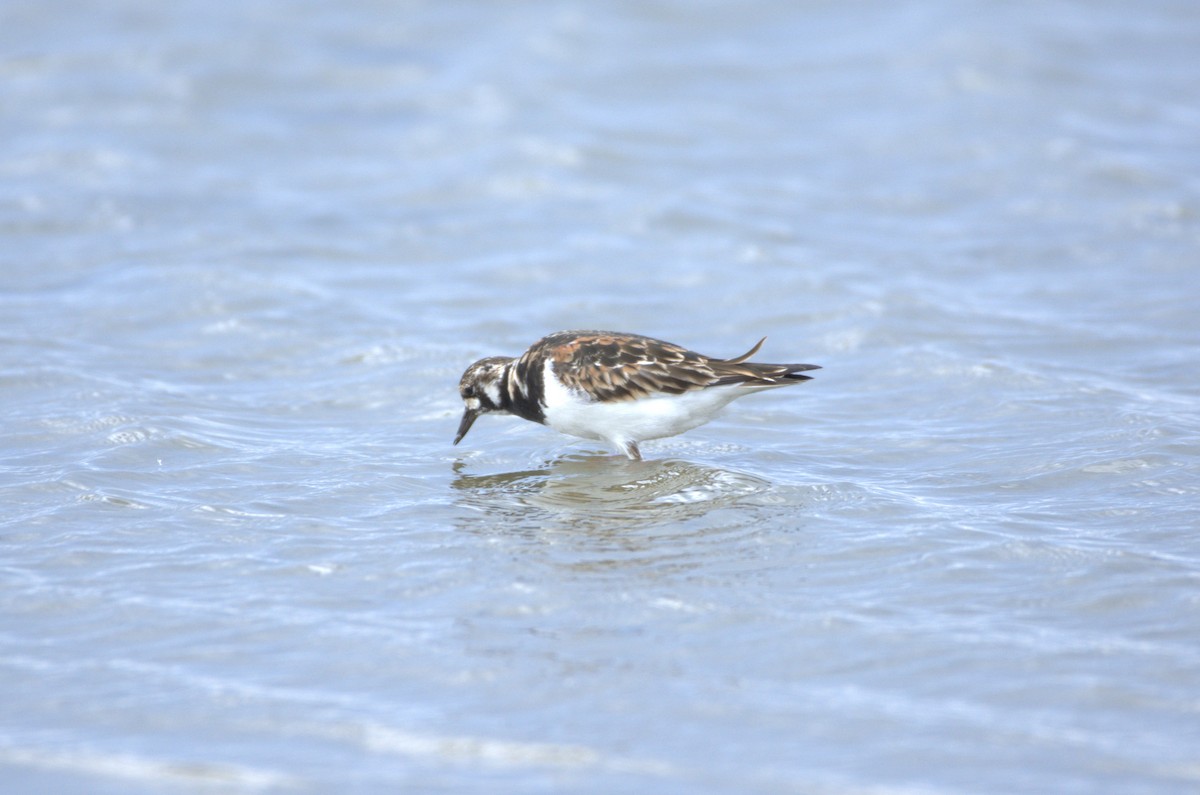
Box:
left=533, top=331, right=818, bottom=403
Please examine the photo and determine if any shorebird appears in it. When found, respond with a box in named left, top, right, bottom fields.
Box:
left=454, top=330, right=819, bottom=460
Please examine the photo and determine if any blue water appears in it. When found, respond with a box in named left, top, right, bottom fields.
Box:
left=2, top=1, right=1199, bottom=793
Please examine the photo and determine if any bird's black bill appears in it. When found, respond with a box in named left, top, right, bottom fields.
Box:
left=453, top=407, right=480, bottom=445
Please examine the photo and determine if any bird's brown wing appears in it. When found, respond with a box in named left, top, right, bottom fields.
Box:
left=533, top=330, right=818, bottom=403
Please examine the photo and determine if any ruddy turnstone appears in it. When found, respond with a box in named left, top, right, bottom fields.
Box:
left=454, top=330, right=819, bottom=460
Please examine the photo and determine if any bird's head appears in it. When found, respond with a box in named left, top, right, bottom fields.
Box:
left=453, top=357, right=511, bottom=445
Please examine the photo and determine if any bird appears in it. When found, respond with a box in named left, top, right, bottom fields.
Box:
left=453, top=330, right=819, bottom=460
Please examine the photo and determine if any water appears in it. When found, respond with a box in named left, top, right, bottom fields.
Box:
left=2, top=1, right=1199, bottom=792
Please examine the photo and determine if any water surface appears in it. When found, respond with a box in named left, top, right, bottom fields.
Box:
left=2, top=1, right=1198, bottom=793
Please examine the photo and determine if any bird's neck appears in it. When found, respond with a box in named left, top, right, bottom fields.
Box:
left=499, top=358, right=546, bottom=424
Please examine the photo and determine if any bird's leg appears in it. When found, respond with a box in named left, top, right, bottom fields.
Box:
left=619, top=440, right=641, bottom=461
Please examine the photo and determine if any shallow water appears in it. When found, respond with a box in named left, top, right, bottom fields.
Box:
left=2, top=1, right=1199, bottom=793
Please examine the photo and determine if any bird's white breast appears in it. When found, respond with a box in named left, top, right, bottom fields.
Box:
left=539, top=360, right=755, bottom=445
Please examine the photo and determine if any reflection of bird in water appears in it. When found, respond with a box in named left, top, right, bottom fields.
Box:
left=454, top=331, right=819, bottom=460
left=451, top=454, right=771, bottom=535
